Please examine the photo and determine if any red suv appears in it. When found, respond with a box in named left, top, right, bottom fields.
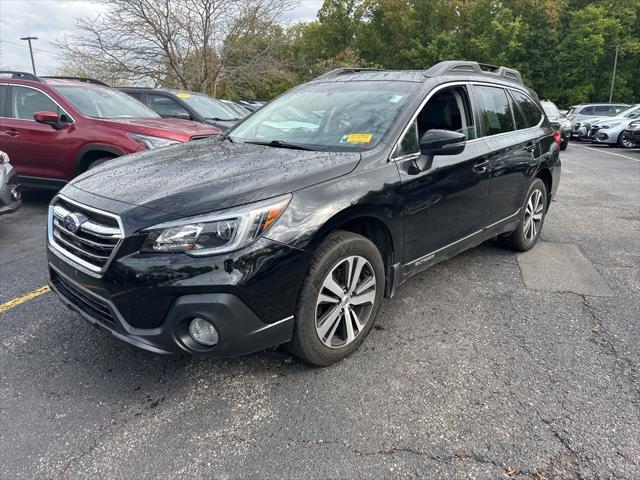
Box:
left=0, top=72, right=222, bottom=187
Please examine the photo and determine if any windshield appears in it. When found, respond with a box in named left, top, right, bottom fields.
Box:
left=541, top=102, right=560, bottom=118
left=55, top=86, right=159, bottom=119
left=229, top=81, right=418, bottom=150
left=619, top=105, right=640, bottom=119
left=177, top=93, right=241, bottom=121
left=222, top=101, right=251, bottom=118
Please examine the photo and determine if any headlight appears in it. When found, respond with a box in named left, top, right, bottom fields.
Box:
left=599, top=125, right=611, bottom=129
left=141, top=194, right=291, bottom=255
left=0, top=151, right=9, bottom=165
left=629, top=120, right=640, bottom=130
left=129, top=133, right=182, bottom=149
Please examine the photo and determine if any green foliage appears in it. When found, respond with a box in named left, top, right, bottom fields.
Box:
left=274, top=0, right=640, bottom=106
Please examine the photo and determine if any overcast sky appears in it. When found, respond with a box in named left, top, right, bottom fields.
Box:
left=0, top=0, right=323, bottom=75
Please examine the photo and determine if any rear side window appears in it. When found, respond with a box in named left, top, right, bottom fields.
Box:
left=510, top=90, right=543, bottom=128
left=474, top=86, right=515, bottom=136
left=581, top=106, right=594, bottom=115
left=10, top=86, right=61, bottom=120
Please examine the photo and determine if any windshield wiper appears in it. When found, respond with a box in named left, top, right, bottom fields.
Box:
left=243, top=140, right=316, bottom=151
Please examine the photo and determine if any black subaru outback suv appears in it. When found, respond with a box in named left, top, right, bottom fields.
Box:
left=47, top=61, right=560, bottom=366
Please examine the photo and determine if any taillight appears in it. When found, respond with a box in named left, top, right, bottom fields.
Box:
left=553, top=130, right=561, bottom=146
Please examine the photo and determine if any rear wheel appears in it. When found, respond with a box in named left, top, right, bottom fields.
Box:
left=288, top=231, right=385, bottom=366
left=502, top=178, right=547, bottom=252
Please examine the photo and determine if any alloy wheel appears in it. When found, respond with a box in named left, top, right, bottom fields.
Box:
left=315, top=255, right=377, bottom=348
left=523, top=189, right=544, bottom=242
left=620, top=133, right=635, bottom=148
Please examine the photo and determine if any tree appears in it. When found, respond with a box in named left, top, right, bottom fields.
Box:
left=56, top=0, right=295, bottom=93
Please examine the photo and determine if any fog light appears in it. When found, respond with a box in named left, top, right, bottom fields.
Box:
left=10, top=186, right=21, bottom=201
left=188, top=318, right=218, bottom=346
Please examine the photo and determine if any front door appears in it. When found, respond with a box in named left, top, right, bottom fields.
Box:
left=393, top=84, right=492, bottom=264
left=0, top=85, right=74, bottom=180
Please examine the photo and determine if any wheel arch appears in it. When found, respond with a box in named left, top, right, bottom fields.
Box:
left=535, top=167, right=553, bottom=206
left=306, top=209, right=400, bottom=298
left=75, top=144, right=125, bottom=173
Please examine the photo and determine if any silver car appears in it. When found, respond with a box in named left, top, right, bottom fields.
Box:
left=566, top=103, right=630, bottom=138
left=0, top=151, right=21, bottom=215
left=584, top=104, right=640, bottom=147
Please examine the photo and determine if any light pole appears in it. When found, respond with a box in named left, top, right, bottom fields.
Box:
left=20, top=36, right=38, bottom=75
left=609, top=44, right=619, bottom=103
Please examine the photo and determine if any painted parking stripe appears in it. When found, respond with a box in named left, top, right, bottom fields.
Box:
left=574, top=145, right=640, bottom=162
left=0, top=286, right=50, bottom=314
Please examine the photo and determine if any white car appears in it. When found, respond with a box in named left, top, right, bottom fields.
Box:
left=0, top=151, right=22, bottom=215
left=582, top=104, right=640, bottom=147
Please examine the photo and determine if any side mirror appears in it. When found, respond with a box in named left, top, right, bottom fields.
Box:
left=34, top=111, right=63, bottom=129
left=173, top=112, right=191, bottom=120
left=419, top=129, right=466, bottom=156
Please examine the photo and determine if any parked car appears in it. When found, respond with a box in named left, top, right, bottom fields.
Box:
left=231, top=100, right=266, bottom=113
left=582, top=104, right=640, bottom=148
left=0, top=151, right=21, bottom=215
left=47, top=61, right=560, bottom=366
left=566, top=103, right=630, bottom=138
left=622, top=120, right=640, bottom=146
left=120, top=88, right=244, bottom=132
left=541, top=100, right=571, bottom=150
left=0, top=72, right=221, bottom=187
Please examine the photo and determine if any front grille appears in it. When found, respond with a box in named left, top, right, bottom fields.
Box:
left=589, top=126, right=601, bottom=138
left=49, top=196, right=123, bottom=275
left=51, top=269, right=116, bottom=325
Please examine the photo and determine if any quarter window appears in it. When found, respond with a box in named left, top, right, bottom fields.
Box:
left=474, top=86, right=515, bottom=136
left=510, top=90, right=543, bottom=128
left=395, top=121, right=419, bottom=157
left=10, top=86, right=62, bottom=120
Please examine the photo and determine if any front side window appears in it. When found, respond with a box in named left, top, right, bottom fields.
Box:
left=474, top=86, right=515, bottom=136
left=10, top=86, right=62, bottom=120
left=148, top=94, right=191, bottom=119
left=510, top=90, right=543, bottom=128
left=55, top=86, right=160, bottom=119
left=229, top=80, right=418, bottom=151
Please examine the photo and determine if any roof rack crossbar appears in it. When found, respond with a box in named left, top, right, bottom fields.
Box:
left=316, top=67, right=388, bottom=79
left=41, top=76, right=110, bottom=87
left=0, top=70, right=42, bottom=82
left=425, top=61, right=523, bottom=85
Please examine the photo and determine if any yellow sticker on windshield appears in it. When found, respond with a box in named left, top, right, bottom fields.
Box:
left=176, top=93, right=192, bottom=99
left=346, top=133, right=373, bottom=144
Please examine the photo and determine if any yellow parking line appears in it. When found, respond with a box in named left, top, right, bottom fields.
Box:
left=575, top=145, right=640, bottom=162
left=0, top=286, right=51, bottom=314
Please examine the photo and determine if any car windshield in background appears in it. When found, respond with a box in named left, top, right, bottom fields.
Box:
left=229, top=81, right=418, bottom=150
left=177, top=93, right=240, bottom=121
left=222, top=101, right=251, bottom=118
left=541, top=102, right=560, bottom=119
left=55, top=86, right=160, bottom=119
left=619, top=105, right=640, bottom=118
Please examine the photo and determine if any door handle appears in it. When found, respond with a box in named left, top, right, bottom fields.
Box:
left=6, top=129, right=19, bottom=137
left=473, top=159, right=490, bottom=174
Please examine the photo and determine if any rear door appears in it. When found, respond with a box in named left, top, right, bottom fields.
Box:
left=472, top=85, right=541, bottom=226
left=0, top=84, right=75, bottom=179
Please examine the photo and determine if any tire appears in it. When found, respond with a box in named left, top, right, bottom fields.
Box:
left=502, top=178, right=547, bottom=252
left=617, top=131, right=636, bottom=149
left=560, top=138, right=568, bottom=151
left=288, top=230, right=385, bottom=366
left=87, top=156, right=115, bottom=170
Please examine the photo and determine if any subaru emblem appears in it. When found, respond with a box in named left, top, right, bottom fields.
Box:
left=63, top=213, right=84, bottom=234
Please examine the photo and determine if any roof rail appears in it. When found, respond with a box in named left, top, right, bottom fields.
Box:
left=41, top=76, right=110, bottom=87
left=0, top=70, right=42, bottom=82
left=425, top=61, right=524, bottom=85
left=316, top=67, right=388, bottom=80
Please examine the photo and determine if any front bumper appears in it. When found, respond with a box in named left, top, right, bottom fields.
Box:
left=47, top=234, right=311, bottom=356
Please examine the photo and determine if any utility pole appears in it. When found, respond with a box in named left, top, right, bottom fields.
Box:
left=609, top=44, right=619, bottom=103
left=20, top=36, right=38, bottom=75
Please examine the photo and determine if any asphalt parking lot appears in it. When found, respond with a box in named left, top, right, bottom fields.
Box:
left=1, top=144, right=639, bottom=480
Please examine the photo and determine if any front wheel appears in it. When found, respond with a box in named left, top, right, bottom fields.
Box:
left=502, top=178, right=547, bottom=252
left=288, top=231, right=385, bottom=366
left=618, top=131, right=636, bottom=149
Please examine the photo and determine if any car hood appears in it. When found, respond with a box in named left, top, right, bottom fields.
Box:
left=592, top=118, right=631, bottom=128
left=96, top=117, right=221, bottom=138
left=68, top=139, right=361, bottom=217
